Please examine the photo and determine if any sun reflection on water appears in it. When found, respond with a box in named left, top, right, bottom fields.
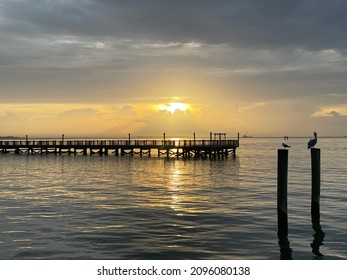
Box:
left=167, top=167, right=182, bottom=212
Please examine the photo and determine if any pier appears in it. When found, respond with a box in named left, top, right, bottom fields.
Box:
left=0, top=137, right=239, bottom=159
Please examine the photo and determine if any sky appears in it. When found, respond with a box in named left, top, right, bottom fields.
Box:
left=1, top=0, right=347, bottom=138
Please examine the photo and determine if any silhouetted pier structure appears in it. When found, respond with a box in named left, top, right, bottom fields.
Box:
left=0, top=137, right=239, bottom=159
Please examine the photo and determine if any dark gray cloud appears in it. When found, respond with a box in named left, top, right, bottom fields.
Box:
left=2, top=0, right=347, bottom=50
left=1, top=0, right=347, bottom=110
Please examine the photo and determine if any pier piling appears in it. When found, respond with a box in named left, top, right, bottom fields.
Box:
left=277, top=149, right=288, bottom=236
left=311, top=148, right=321, bottom=221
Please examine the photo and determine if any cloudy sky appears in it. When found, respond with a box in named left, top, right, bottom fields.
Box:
left=1, top=0, right=347, bottom=138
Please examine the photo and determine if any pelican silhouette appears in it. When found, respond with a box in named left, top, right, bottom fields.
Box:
left=282, top=143, right=290, bottom=149
left=307, top=132, right=318, bottom=149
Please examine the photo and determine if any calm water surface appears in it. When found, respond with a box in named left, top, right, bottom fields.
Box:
left=0, top=138, right=346, bottom=259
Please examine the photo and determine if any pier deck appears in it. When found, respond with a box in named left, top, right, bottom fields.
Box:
left=0, top=138, right=239, bottom=159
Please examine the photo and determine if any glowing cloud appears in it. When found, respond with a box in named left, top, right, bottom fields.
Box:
left=157, top=102, right=190, bottom=113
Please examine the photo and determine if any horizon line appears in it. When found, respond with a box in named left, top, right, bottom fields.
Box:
left=1, top=135, right=346, bottom=140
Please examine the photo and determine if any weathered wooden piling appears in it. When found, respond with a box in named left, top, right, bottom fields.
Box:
left=311, top=148, right=321, bottom=220
left=311, top=148, right=324, bottom=258
left=277, top=149, right=288, bottom=236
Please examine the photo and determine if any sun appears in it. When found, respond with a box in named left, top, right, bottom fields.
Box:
left=157, top=102, right=190, bottom=113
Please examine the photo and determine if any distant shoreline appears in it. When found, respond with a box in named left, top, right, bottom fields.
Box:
left=0, top=136, right=22, bottom=139
left=0, top=135, right=346, bottom=140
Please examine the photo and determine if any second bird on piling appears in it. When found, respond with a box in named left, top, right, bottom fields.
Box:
left=282, top=143, right=291, bottom=149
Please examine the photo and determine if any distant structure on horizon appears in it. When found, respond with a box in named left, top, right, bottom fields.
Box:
left=243, top=131, right=253, bottom=138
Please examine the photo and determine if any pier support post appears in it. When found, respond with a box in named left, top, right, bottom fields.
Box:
left=277, top=149, right=292, bottom=259
left=277, top=149, right=288, bottom=236
left=311, top=148, right=321, bottom=221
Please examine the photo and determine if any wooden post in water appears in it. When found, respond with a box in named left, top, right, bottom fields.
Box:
left=277, top=149, right=289, bottom=236
left=311, top=148, right=321, bottom=220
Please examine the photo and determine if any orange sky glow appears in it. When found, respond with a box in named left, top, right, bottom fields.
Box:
left=1, top=1, right=347, bottom=138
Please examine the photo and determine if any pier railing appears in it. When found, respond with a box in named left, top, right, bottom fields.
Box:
left=0, top=139, right=239, bottom=148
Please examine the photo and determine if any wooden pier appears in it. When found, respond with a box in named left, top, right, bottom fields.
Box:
left=0, top=138, right=239, bottom=159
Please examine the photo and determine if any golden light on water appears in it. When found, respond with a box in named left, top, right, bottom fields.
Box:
left=168, top=168, right=182, bottom=212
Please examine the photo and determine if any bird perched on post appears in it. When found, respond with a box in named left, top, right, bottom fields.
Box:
left=282, top=143, right=290, bottom=149
left=307, top=131, right=318, bottom=149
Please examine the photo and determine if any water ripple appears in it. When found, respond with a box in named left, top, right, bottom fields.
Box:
left=0, top=138, right=346, bottom=259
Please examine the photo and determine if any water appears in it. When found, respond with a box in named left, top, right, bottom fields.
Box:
left=0, top=137, right=346, bottom=260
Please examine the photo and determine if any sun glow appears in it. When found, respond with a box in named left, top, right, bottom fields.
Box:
left=157, top=102, right=190, bottom=113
